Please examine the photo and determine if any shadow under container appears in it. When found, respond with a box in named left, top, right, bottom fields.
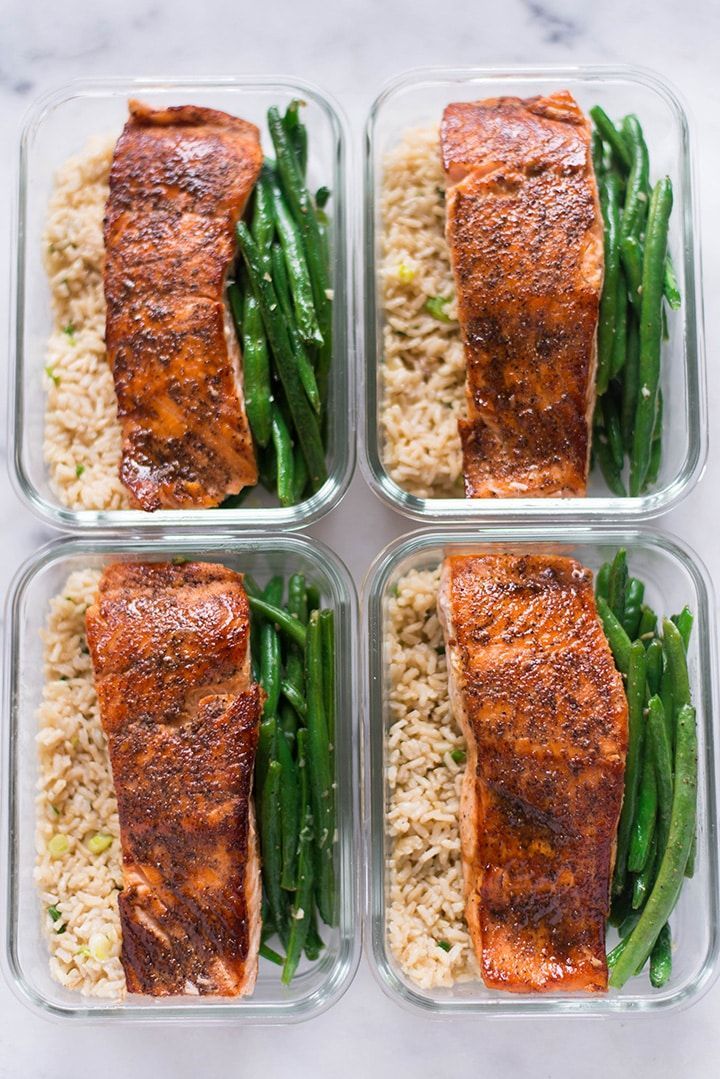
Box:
left=362, top=65, right=706, bottom=522
left=364, top=526, right=719, bottom=1016
left=11, top=76, right=354, bottom=531
left=2, top=533, right=360, bottom=1022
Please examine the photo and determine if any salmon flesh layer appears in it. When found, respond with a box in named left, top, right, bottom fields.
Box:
left=438, top=554, right=627, bottom=993
left=441, top=92, right=604, bottom=498
left=86, top=561, right=262, bottom=997
left=104, top=101, right=263, bottom=510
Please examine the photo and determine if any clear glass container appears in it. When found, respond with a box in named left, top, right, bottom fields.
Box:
left=9, top=77, right=354, bottom=531
left=362, top=66, right=707, bottom=522
left=364, top=526, right=719, bottom=1016
left=1, top=533, right=359, bottom=1022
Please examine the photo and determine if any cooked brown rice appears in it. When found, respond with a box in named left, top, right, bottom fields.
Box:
left=385, top=566, right=478, bottom=988
left=42, top=137, right=130, bottom=511
left=379, top=128, right=465, bottom=498
left=35, top=569, right=125, bottom=998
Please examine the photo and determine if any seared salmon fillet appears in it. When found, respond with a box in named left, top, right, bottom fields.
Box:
left=438, top=554, right=627, bottom=993
left=104, top=101, right=263, bottom=510
left=440, top=92, right=604, bottom=498
left=86, top=561, right=262, bottom=997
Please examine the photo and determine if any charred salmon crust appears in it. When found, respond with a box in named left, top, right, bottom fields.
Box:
left=438, top=554, right=627, bottom=993
left=103, top=101, right=263, bottom=510
left=441, top=92, right=604, bottom=498
left=86, top=561, right=262, bottom=997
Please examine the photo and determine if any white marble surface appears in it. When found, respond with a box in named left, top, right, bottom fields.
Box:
left=1, top=0, right=720, bottom=1075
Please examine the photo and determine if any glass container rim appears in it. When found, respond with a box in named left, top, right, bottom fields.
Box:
left=361, top=523, right=720, bottom=1017
left=1, top=531, right=362, bottom=1023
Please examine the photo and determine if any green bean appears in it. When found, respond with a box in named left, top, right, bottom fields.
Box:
left=628, top=752, right=657, bottom=873
left=279, top=698, right=298, bottom=746
left=610, top=703, right=697, bottom=987
left=649, top=923, right=672, bottom=987
left=260, top=941, right=285, bottom=966
left=304, top=907, right=324, bottom=961
left=662, top=618, right=691, bottom=716
left=255, top=714, right=276, bottom=813
left=282, top=730, right=314, bottom=984
left=596, top=595, right=632, bottom=673
left=602, top=395, right=625, bottom=471
left=236, top=221, right=327, bottom=492
left=260, top=621, right=281, bottom=720
left=671, top=607, right=693, bottom=652
left=597, top=172, right=622, bottom=396
left=306, top=610, right=335, bottom=925
left=288, top=574, right=309, bottom=625
left=238, top=285, right=273, bottom=449
left=643, top=390, right=663, bottom=491
left=320, top=610, right=336, bottom=745
left=291, top=444, right=309, bottom=503
left=646, top=639, right=664, bottom=696
left=595, top=562, right=611, bottom=601
left=271, top=406, right=295, bottom=508
left=620, top=116, right=650, bottom=241
left=263, top=576, right=284, bottom=606
left=258, top=442, right=277, bottom=490
left=619, top=318, right=639, bottom=460
left=591, top=130, right=606, bottom=176
left=307, top=584, right=321, bottom=613
left=248, top=595, right=307, bottom=648
left=277, top=728, right=300, bottom=892
left=260, top=759, right=289, bottom=947
left=270, top=243, right=322, bottom=415
left=663, top=254, right=681, bottom=310
left=619, top=913, right=640, bottom=939
left=648, top=695, right=673, bottom=857
left=629, top=178, right=673, bottom=496
left=282, top=99, right=308, bottom=178
left=268, top=177, right=322, bottom=347
left=632, top=832, right=657, bottom=911
left=280, top=679, right=307, bottom=719
left=620, top=235, right=644, bottom=314
left=607, top=936, right=629, bottom=970
left=228, top=280, right=244, bottom=338
left=608, top=549, right=628, bottom=625
left=251, top=168, right=276, bottom=263
left=613, top=641, right=648, bottom=894
left=610, top=268, right=628, bottom=379
left=622, top=577, right=645, bottom=640
left=659, top=664, right=675, bottom=754
left=609, top=886, right=634, bottom=927
left=267, top=107, right=332, bottom=414
left=594, top=427, right=626, bottom=496
left=590, top=107, right=632, bottom=170
left=637, top=605, right=658, bottom=643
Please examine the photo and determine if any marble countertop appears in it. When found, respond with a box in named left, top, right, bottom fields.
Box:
left=1, top=0, right=719, bottom=1075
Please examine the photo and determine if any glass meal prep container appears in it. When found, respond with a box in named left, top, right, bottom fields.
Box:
left=364, top=526, right=719, bottom=1017
left=1, top=533, right=360, bottom=1023
left=10, top=76, right=354, bottom=531
left=362, top=65, right=707, bottom=522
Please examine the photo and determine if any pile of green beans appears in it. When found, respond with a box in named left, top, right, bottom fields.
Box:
left=246, top=572, right=336, bottom=985
left=590, top=107, right=680, bottom=498
left=596, top=549, right=697, bottom=989
left=227, top=101, right=332, bottom=508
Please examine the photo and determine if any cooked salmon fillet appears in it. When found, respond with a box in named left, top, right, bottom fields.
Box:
left=438, top=554, right=627, bottom=993
left=440, top=92, right=604, bottom=498
left=104, top=101, right=263, bottom=510
left=86, top=561, right=262, bottom=997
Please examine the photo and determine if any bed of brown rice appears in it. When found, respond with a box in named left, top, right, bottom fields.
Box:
left=379, top=128, right=465, bottom=499
left=42, top=137, right=130, bottom=511
left=385, top=566, right=478, bottom=988
left=35, top=569, right=125, bottom=999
